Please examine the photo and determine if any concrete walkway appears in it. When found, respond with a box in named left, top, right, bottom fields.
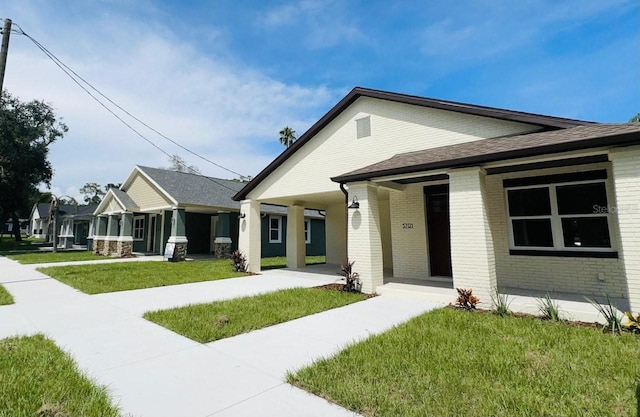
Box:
left=0, top=257, right=438, bottom=417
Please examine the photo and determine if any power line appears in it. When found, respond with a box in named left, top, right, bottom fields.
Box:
left=8, top=21, right=247, bottom=194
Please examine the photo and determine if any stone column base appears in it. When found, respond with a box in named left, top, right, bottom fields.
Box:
left=172, top=242, right=188, bottom=261
left=93, top=239, right=105, bottom=255
left=214, top=242, right=232, bottom=259
left=117, top=240, right=133, bottom=257
left=103, top=240, right=118, bottom=256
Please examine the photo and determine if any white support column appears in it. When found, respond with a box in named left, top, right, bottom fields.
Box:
left=449, top=167, right=497, bottom=304
left=611, top=147, right=640, bottom=312
left=238, top=199, right=261, bottom=273
left=347, top=182, right=383, bottom=294
left=286, top=205, right=306, bottom=268
left=325, top=202, right=347, bottom=265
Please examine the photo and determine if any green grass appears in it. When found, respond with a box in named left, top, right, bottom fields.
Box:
left=261, top=255, right=326, bottom=269
left=288, top=307, right=640, bottom=417
left=0, top=235, right=47, bottom=253
left=0, top=285, right=13, bottom=305
left=0, top=334, right=121, bottom=417
left=144, top=287, right=367, bottom=343
left=39, top=259, right=247, bottom=294
left=6, top=250, right=105, bottom=264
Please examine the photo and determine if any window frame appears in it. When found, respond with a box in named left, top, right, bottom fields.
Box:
left=304, top=219, right=311, bottom=244
left=133, top=215, right=145, bottom=241
left=268, top=215, right=282, bottom=243
left=505, top=178, right=614, bottom=253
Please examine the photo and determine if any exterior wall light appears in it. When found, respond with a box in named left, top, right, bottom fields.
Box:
left=238, top=212, right=246, bottom=219
left=348, top=196, right=360, bottom=209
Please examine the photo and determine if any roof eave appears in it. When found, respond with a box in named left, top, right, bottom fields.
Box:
left=331, top=131, right=640, bottom=183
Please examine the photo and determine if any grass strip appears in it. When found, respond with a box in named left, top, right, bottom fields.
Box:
left=288, top=307, right=640, bottom=417
left=261, top=255, right=326, bottom=270
left=145, top=286, right=367, bottom=343
left=0, top=285, right=13, bottom=305
left=0, top=334, right=120, bottom=417
left=39, top=259, right=247, bottom=294
left=6, top=250, right=105, bottom=264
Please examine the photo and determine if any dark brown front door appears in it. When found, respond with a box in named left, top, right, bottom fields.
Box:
left=425, top=185, right=452, bottom=277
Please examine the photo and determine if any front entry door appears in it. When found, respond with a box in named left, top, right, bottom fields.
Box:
left=425, top=185, right=452, bottom=277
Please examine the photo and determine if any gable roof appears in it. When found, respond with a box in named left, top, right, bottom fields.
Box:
left=32, top=203, right=77, bottom=218
left=94, top=187, right=140, bottom=214
left=135, top=166, right=245, bottom=208
left=233, top=87, right=593, bottom=201
left=331, top=123, right=640, bottom=183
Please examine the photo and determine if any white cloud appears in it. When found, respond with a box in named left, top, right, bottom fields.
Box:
left=4, top=3, right=339, bottom=196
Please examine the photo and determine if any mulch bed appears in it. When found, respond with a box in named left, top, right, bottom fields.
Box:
left=314, top=283, right=378, bottom=299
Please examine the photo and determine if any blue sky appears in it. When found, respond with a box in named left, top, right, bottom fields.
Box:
left=2, top=0, right=638, bottom=201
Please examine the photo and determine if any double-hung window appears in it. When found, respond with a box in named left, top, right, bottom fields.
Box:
left=269, top=216, right=282, bottom=243
left=133, top=216, right=145, bottom=240
left=505, top=170, right=613, bottom=254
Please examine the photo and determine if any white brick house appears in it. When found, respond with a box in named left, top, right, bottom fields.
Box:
left=234, top=87, right=640, bottom=317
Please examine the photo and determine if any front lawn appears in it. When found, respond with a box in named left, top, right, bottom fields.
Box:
left=0, top=285, right=13, bottom=305
left=144, top=287, right=367, bottom=343
left=288, top=307, right=640, bottom=417
left=0, top=235, right=47, bottom=253
left=0, top=334, right=121, bottom=417
left=261, top=255, right=326, bottom=270
left=39, top=259, right=247, bottom=294
left=6, top=250, right=104, bottom=264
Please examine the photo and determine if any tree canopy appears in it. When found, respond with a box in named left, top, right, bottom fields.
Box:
left=0, top=91, right=67, bottom=240
left=165, top=154, right=201, bottom=174
left=279, top=126, right=297, bottom=148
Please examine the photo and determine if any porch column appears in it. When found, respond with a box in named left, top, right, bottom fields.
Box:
left=325, top=202, right=347, bottom=265
left=93, top=215, right=108, bottom=255
left=286, top=205, right=306, bottom=268
left=449, top=167, right=497, bottom=304
left=117, top=212, right=133, bottom=257
left=59, top=219, right=74, bottom=249
left=611, top=147, right=640, bottom=312
left=238, top=199, right=261, bottom=273
left=347, top=182, right=383, bottom=294
left=214, top=212, right=232, bottom=259
left=104, top=214, right=119, bottom=256
left=168, top=207, right=188, bottom=261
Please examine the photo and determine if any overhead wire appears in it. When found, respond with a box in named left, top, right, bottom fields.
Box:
left=8, top=20, right=247, bottom=193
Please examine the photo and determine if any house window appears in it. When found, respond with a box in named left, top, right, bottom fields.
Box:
left=304, top=219, right=311, bottom=244
left=133, top=216, right=145, bottom=240
left=506, top=176, right=612, bottom=252
left=269, top=216, right=282, bottom=243
left=356, top=116, right=371, bottom=139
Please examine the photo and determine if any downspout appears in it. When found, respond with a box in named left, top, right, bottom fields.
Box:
left=339, top=183, right=349, bottom=262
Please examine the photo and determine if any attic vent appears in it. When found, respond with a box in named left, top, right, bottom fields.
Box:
left=356, top=116, right=371, bottom=139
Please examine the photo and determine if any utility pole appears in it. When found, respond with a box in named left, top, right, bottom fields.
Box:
left=0, top=18, right=11, bottom=94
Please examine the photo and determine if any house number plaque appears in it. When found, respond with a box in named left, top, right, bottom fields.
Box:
left=402, top=223, right=414, bottom=229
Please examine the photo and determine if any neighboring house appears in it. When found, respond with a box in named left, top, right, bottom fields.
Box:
left=1, top=219, right=28, bottom=235
left=233, top=87, right=640, bottom=315
left=91, top=166, right=325, bottom=259
left=58, top=204, right=97, bottom=249
left=29, top=203, right=77, bottom=241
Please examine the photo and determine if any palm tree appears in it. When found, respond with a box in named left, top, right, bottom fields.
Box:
left=279, top=126, right=297, bottom=148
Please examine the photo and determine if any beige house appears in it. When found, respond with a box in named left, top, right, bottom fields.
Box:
left=234, top=87, right=640, bottom=316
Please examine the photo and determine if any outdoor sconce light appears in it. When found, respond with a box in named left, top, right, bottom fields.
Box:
left=238, top=212, right=246, bottom=219
left=348, top=196, right=360, bottom=209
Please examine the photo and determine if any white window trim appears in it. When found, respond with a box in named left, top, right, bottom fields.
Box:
left=304, top=219, right=311, bottom=244
left=133, top=215, right=145, bottom=241
left=269, top=215, right=282, bottom=243
left=505, top=179, right=614, bottom=252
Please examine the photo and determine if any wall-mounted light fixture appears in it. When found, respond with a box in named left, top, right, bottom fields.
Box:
left=348, top=196, right=360, bottom=209
left=238, top=212, right=246, bottom=219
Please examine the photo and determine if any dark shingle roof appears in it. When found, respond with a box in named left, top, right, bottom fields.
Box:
left=111, top=189, right=138, bottom=211
left=137, top=166, right=245, bottom=209
left=35, top=203, right=77, bottom=218
left=332, top=124, right=640, bottom=182
left=233, top=87, right=594, bottom=201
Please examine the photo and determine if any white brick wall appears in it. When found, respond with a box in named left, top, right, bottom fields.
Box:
left=238, top=200, right=261, bottom=273
left=325, top=202, right=347, bottom=265
left=389, top=184, right=429, bottom=278
left=611, top=147, right=640, bottom=311
left=485, top=162, right=626, bottom=298
left=247, top=97, right=538, bottom=202
left=449, top=168, right=497, bottom=303
left=286, top=205, right=306, bottom=268
left=348, top=182, right=383, bottom=293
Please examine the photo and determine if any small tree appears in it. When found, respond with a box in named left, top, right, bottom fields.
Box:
left=279, top=126, right=297, bottom=148
left=629, top=113, right=640, bottom=123
left=166, top=154, right=201, bottom=174
left=80, top=182, right=106, bottom=204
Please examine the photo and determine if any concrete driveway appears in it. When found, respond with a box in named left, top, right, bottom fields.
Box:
left=0, top=256, right=438, bottom=417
